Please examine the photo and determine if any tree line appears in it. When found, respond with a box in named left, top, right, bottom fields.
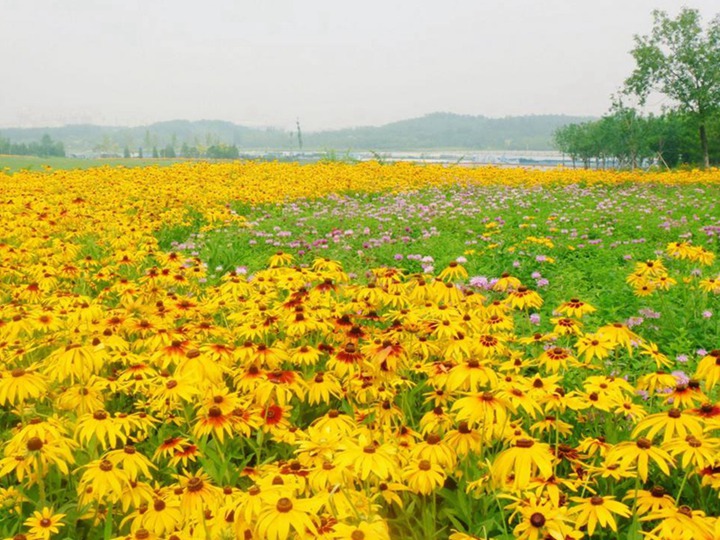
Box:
left=554, top=103, right=720, bottom=169
left=126, top=143, right=241, bottom=160
left=0, top=134, right=65, bottom=157
left=555, top=7, right=720, bottom=169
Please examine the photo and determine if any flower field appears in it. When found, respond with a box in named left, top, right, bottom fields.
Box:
left=0, top=162, right=719, bottom=540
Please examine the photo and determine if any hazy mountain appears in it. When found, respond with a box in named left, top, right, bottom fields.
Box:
left=1, top=113, right=593, bottom=154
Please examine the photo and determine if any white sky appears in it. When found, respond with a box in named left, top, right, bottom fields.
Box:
left=2, top=0, right=718, bottom=131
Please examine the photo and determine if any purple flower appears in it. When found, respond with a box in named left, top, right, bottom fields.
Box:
left=636, top=389, right=650, bottom=401
left=697, top=349, right=708, bottom=357
left=531, top=271, right=542, bottom=279
left=536, top=278, right=550, bottom=288
left=512, top=260, right=521, bottom=268
left=529, top=313, right=541, bottom=325
left=469, top=276, right=489, bottom=289
left=702, top=310, right=713, bottom=318
left=626, top=317, right=644, bottom=328
left=672, top=370, right=690, bottom=386
left=456, top=256, right=467, bottom=264
left=676, top=354, right=689, bottom=364
left=394, top=254, right=404, bottom=261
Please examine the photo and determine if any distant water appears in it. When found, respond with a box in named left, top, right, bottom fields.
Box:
left=239, top=150, right=568, bottom=166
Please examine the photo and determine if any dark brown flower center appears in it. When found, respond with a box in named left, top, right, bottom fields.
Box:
left=530, top=512, right=546, bottom=527
left=516, top=438, right=534, bottom=448
left=418, top=460, right=432, bottom=471
left=636, top=438, right=652, bottom=449
left=208, top=406, right=222, bottom=418
left=650, top=485, right=666, bottom=497
left=26, top=437, right=43, bottom=452
left=276, top=497, right=293, bottom=513
left=187, top=477, right=204, bottom=492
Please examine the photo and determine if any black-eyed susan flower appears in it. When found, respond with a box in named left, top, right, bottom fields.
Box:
left=567, top=495, right=631, bottom=536
left=694, top=350, right=720, bottom=389
left=0, top=366, right=48, bottom=405
left=402, top=458, right=446, bottom=495
left=104, top=445, right=156, bottom=480
left=505, top=286, right=543, bottom=310
left=335, top=436, right=399, bottom=482
left=663, top=434, right=720, bottom=469
left=23, top=507, right=65, bottom=540
left=633, top=407, right=704, bottom=443
left=254, top=493, right=318, bottom=540
left=77, top=458, right=130, bottom=503
left=623, top=486, right=676, bottom=515
left=605, top=437, right=674, bottom=482
left=75, top=410, right=127, bottom=449
left=510, top=495, right=572, bottom=540
left=640, top=505, right=715, bottom=540
left=492, top=438, right=553, bottom=491
left=556, top=298, right=596, bottom=318
left=332, top=517, right=390, bottom=540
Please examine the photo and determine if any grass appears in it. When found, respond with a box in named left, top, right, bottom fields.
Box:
left=0, top=155, right=190, bottom=173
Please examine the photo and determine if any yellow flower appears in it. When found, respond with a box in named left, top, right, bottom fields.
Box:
left=335, top=437, right=399, bottom=481
left=511, top=495, right=572, bottom=540
left=77, top=458, right=130, bottom=503
left=0, top=366, right=48, bottom=405
left=254, top=494, right=319, bottom=540
left=694, top=350, right=720, bottom=388
left=23, top=507, right=66, bottom=540
left=623, top=486, right=676, bottom=515
left=75, top=410, right=127, bottom=450
left=605, top=437, right=674, bottom=482
left=104, top=445, right=156, bottom=480
left=663, top=434, right=720, bottom=469
left=268, top=251, right=294, bottom=267
left=632, top=408, right=704, bottom=443
left=505, top=286, right=543, bottom=310
left=641, top=505, right=715, bottom=540
left=402, top=458, right=446, bottom=495
left=437, top=261, right=468, bottom=282
left=556, top=298, right=596, bottom=318
left=568, top=495, right=631, bottom=536
left=492, top=438, right=553, bottom=491
left=332, top=517, right=390, bottom=540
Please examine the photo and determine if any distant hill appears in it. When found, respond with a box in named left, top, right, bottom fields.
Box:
left=0, top=113, right=593, bottom=155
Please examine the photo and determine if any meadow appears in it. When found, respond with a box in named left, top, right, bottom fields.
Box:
left=0, top=161, right=719, bottom=540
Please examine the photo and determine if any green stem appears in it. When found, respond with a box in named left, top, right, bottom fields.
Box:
left=675, top=469, right=691, bottom=505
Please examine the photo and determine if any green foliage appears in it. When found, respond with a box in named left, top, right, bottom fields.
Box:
left=625, top=7, right=720, bottom=168
left=0, top=133, right=65, bottom=157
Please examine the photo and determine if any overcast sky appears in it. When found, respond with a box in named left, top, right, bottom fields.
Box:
left=2, top=0, right=718, bottom=131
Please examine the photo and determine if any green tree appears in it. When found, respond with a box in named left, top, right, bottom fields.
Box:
left=624, top=7, right=720, bottom=168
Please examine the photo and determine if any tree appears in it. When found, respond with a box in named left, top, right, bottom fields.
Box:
left=624, top=8, right=720, bottom=168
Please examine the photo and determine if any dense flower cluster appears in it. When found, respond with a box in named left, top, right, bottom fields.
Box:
left=0, top=163, right=718, bottom=539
